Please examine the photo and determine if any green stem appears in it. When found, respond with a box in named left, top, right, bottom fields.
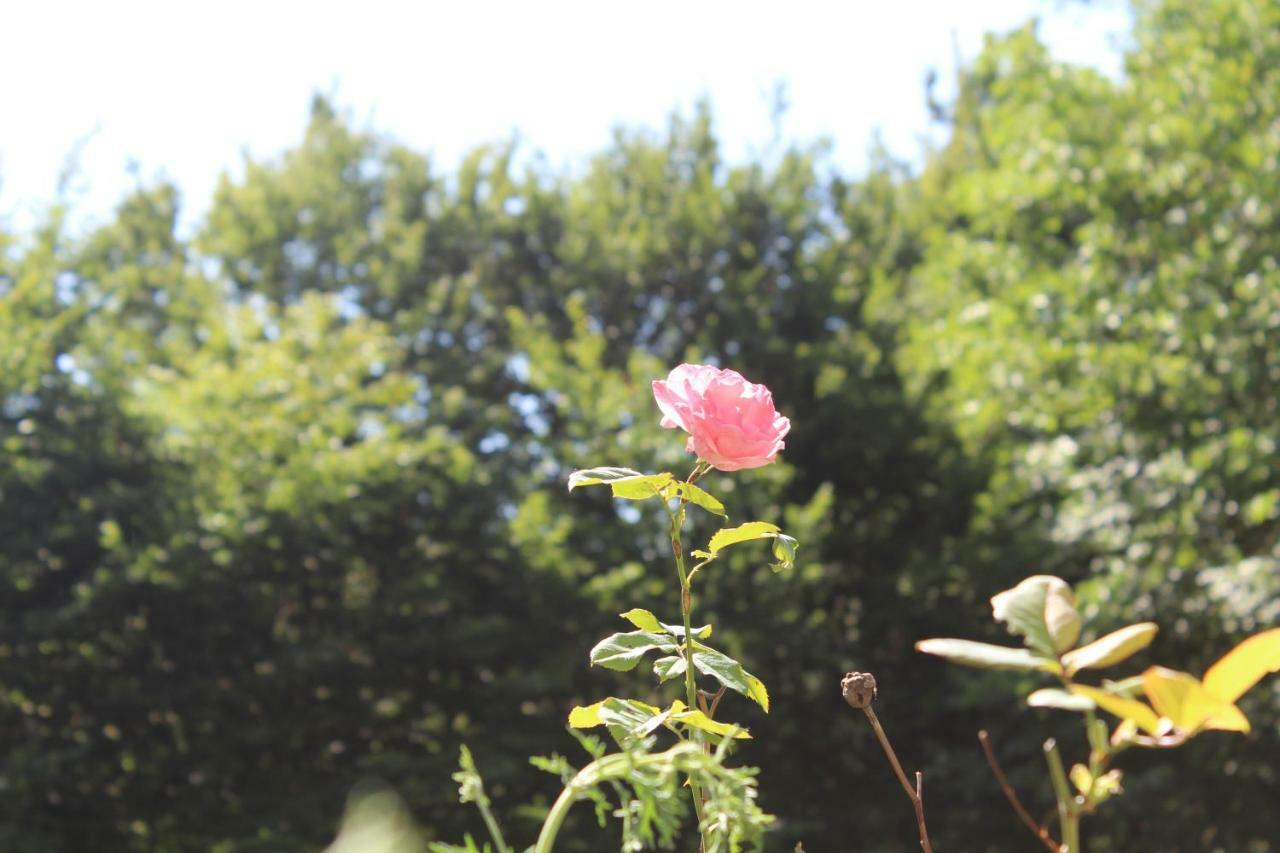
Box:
left=476, top=795, right=511, bottom=853
left=1044, top=738, right=1080, bottom=852
left=666, top=487, right=707, bottom=846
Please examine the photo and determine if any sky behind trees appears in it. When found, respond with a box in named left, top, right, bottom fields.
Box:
left=2, top=0, right=1129, bottom=234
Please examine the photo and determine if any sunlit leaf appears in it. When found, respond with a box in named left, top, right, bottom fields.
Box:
left=667, top=701, right=751, bottom=739
left=769, top=533, right=798, bottom=573
left=1141, top=666, right=1250, bottom=734
left=589, top=631, right=679, bottom=672
left=915, top=638, right=1059, bottom=671
left=1202, top=627, right=1280, bottom=703
left=1069, top=685, right=1162, bottom=735
left=567, top=467, right=643, bottom=490
left=706, top=522, right=781, bottom=555
left=619, top=608, right=663, bottom=633
left=688, top=644, right=770, bottom=712
left=567, top=468, right=673, bottom=500
left=568, top=701, right=605, bottom=728
left=610, top=473, right=675, bottom=500
left=990, top=575, right=1078, bottom=656
left=1062, top=623, right=1159, bottom=676
left=568, top=697, right=662, bottom=732
left=1028, top=688, right=1096, bottom=712
left=653, top=655, right=685, bottom=682
left=663, top=482, right=727, bottom=518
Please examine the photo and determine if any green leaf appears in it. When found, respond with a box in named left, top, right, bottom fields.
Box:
left=1062, top=623, right=1159, bottom=676
left=689, top=644, right=770, bottom=712
left=589, top=631, right=679, bottom=672
left=567, top=467, right=643, bottom=490
left=1028, top=688, right=1096, bottom=712
left=769, top=533, right=798, bottom=573
left=619, top=608, right=663, bottom=633
left=663, top=482, right=727, bottom=518
left=915, top=638, right=1060, bottom=671
left=990, top=575, right=1079, bottom=656
left=567, top=468, right=673, bottom=500
left=707, top=521, right=781, bottom=555
left=662, top=622, right=712, bottom=640
left=653, top=655, right=686, bottom=682
left=619, top=610, right=710, bottom=639
left=567, top=697, right=662, bottom=731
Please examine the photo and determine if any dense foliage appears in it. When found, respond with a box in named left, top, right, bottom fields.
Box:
left=1, top=0, right=1276, bottom=849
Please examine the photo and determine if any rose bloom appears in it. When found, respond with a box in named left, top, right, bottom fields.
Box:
left=652, top=364, right=791, bottom=472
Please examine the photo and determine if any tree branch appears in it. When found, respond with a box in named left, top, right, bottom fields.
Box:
left=842, top=672, right=934, bottom=853
left=978, top=730, right=1059, bottom=852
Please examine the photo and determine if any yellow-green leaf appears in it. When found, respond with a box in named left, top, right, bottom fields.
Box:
left=1069, top=685, right=1162, bottom=735
left=566, top=468, right=673, bottom=500
left=667, top=701, right=751, bottom=739
left=745, top=673, right=769, bottom=714
left=1062, top=623, right=1159, bottom=676
left=663, top=482, right=727, bottom=518
left=1070, top=764, right=1092, bottom=795
left=1141, top=666, right=1250, bottom=734
left=1202, top=627, right=1280, bottom=703
left=568, top=701, right=605, bottom=728
left=706, top=522, right=781, bottom=556
left=619, top=608, right=663, bottom=633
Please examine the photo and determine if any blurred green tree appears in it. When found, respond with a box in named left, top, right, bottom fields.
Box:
left=1, top=1, right=1276, bottom=850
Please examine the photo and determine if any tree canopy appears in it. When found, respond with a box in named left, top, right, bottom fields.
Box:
left=1, top=1, right=1276, bottom=849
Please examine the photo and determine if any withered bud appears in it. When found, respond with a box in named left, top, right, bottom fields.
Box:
left=841, top=671, right=877, bottom=709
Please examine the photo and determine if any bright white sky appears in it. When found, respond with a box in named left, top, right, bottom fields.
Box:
left=1, top=1, right=1130, bottom=236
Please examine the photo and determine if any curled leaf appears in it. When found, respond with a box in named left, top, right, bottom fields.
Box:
left=1062, top=623, right=1159, bottom=676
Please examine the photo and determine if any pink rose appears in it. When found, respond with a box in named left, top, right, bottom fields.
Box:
left=651, top=364, right=791, bottom=472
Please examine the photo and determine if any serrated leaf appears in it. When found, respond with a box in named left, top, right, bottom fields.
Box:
left=667, top=701, right=751, bottom=739
left=1062, top=623, right=1158, bottom=676
left=707, top=522, right=781, bottom=555
left=1069, top=685, right=1162, bottom=735
left=1028, top=688, right=1096, bottom=712
left=568, top=697, right=661, bottom=731
left=990, top=575, right=1078, bottom=656
left=915, top=638, right=1060, bottom=671
left=688, top=644, right=770, bottom=712
left=744, top=673, right=769, bottom=713
left=567, top=467, right=643, bottom=490
left=653, top=655, right=686, bottom=682
left=610, top=473, right=675, bottom=500
left=566, top=468, right=673, bottom=500
left=1141, top=666, right=1250, bottom=734
left=589, top=631, right=679, bottom=672
left=662, top=622, right=712, bottom=640
left=663, top=482, right=727, bottom=518
left=619, top=608, right=663, bottom=633
left=568, top=701, right=605, bottom=728
left=1202, top=627, right=1280, bottom=703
